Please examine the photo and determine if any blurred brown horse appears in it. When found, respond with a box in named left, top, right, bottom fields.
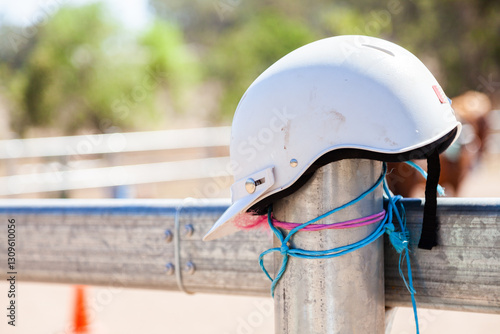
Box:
left=387, top=91, right=492, bottom=197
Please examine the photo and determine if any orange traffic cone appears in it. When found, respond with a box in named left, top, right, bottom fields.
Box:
left=72, top=285, right=89, bottom=333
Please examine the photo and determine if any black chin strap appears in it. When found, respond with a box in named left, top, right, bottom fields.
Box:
left=418, top=149, right=440, bottom=250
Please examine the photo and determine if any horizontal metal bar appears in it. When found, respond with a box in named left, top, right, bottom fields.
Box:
left=0, top=198, right=499, bottom=313
left=0, top=157, right=230, bottom=195
left=0, top=126, right=231, bottom=159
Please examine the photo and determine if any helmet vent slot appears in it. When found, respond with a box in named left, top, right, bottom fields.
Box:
left=361, top=44, right=395, bottom=57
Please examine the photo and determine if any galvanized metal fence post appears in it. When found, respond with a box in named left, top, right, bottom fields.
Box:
left=273, top=159, right=385, bottom=333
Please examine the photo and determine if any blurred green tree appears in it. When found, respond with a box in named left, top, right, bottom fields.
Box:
left=272, top=0, right=499, bottom=98
left=207, top=11, right=317, bottom=117
left=1, top=0, right=498, bottom=133
left=140, top=20, right=200, bottom=112
left=150, top=0, right=499, bottom=115
left=0, top=3, right=199, bottom=136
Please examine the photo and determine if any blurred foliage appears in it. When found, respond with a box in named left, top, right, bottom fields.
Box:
left=140, top=20, right=200, bottom=109
left=207, top=11, right=317, bottom=117
left=0, top=0, right=499, bottom=135
left=151, top=0, right=500, bottom=116
left=0, top=3, right=198, bottom=136
left=373, top=0, right=500, bottom=95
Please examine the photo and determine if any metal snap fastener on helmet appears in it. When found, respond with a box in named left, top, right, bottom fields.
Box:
left=290, top=159, right=298, bottom=168
left=245, top=178, right=256, bottom=193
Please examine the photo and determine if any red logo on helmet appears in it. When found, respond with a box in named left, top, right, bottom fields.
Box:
left=432, top=85, right=447, bottom=104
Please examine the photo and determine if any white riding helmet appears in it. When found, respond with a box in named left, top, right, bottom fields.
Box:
left=204, top=35, right=461, bottom=242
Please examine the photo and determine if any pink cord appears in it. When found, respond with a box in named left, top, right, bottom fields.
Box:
left=272, top=210, right=386, bottom=231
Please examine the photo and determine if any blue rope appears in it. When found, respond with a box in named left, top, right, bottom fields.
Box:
left=258, top=162, right=420, bottom=334
left=404, top=161, right=445, bottom=196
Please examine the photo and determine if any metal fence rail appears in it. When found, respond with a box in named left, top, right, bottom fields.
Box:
left=0, top=198, right=499, bottom=313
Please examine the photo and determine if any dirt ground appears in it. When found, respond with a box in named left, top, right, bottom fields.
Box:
left=0, top=281, right=499, bottom=334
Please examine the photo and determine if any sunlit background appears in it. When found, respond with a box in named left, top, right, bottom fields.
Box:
left=0, top=0, right=499, bottom=333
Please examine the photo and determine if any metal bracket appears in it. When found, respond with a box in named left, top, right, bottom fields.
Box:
left=174, top=199, right=195, bottom=294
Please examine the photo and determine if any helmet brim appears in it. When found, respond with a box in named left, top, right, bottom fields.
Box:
left=204, top=165, right=276, bottom=241
left=203, top=193, right=257, bottom=241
